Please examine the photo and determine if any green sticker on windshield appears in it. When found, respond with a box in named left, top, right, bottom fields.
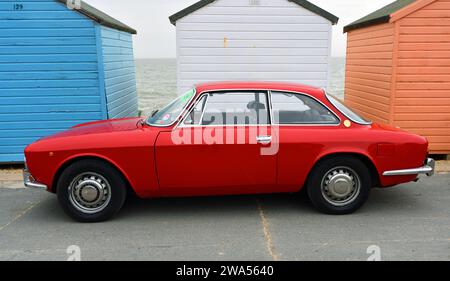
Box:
left=180, top=89, right=195, bottom=102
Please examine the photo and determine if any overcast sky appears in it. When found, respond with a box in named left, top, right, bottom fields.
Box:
left=84, top=0, right=395, bottom=58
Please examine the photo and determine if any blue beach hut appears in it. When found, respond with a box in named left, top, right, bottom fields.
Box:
left=0, top=0, right=138, bottom=163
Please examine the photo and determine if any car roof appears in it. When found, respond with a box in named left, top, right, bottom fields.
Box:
left=195, top=81, right=326, bottom=98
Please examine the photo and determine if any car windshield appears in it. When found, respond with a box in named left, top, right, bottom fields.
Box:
left=326, top=94, right=372, bottom=125
left=146, top=89, right=195, bottom=126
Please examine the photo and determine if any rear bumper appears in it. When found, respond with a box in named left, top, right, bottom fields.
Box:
left=383, top=158, right=435, bottom=177
left=23, top=169, right=48, bottom=190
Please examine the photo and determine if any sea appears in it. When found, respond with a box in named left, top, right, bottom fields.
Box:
left=135, top=57, right=346, bottom=115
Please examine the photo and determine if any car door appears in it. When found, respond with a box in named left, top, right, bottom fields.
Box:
left=270, top=91, right=341, bottom=189
left=154, top=90, right=278, bottom=195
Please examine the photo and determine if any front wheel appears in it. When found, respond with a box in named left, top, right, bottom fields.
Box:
left=307, top=156, right=372, bottom=215
left=57, top=159, right=127, bottom=222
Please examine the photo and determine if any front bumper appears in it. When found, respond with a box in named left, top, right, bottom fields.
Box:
left=383, top=158, right=435, bottom=177
left=23, top=169, right=48, bottom=190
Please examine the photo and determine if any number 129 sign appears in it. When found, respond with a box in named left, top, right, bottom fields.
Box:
left=13, top=4, right=24, bottom=11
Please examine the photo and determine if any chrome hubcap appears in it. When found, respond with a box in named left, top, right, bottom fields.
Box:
left=69, top=173, right=111, bottom=214
left=321, top=166, right=361, bottom=207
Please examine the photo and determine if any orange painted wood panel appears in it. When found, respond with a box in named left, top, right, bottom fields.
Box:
left=395, top=120, right=450, bottom=128
left=399, top=50, right=450, bottom=59
left=396, top=82, right=450, bottom=90
left=345, top=22, right=394, bottom=126
left=399, top=34, right=450, bottom=43
left=347, top=36, right=394, bottom=48
left=346, top=22, right=393, bottom=37
left=395, top=90, right=450, bottom=98
left=395, top=105, right=450, bottom=113
left=344, top=100, right=390, bottom=123
left=346, top=71, right=391, bottom=82
left=345, top=82, right=391, bottom=97
left=397, top=66, right=450, bottom=74
left=395, top=97, right=450, bottom=106
left=348, top=28, right=394, bottom=42
left=391, top=0, right=450, bottom=153
left=347, top=44, right=394, bottom=54
left=395, top=113, right=450, bottom=121
left=400, top=18, right=450, bottom=26
left=428, top=144, right=450, bottom=153
left=346, top=59, right=393, bottom=67
left=347, top=52, right=393, bottom=60
left=397, top=74, right=450, bottom=82
left=345, top=94, right=390, bottom=112
left=407, top=10, right=450, bottom=18
left=345, top=89, right=390, bottom=104
left=399, top=42, right=450, bottom=51
left=422, top=1, right=450, bottom=10
left=405, top=128, right=450, bottom=136
left=426, top=136, right=450, bottom=144
left=346, top=65, right=392, bottom=75
left=400, top=26, right=450, bottom=34
left=346, top=77, right=391, bottom=90
left=398, top=58, right=450, bottom=66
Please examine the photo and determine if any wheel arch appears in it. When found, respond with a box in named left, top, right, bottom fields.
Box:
left=306, top=152, right=381, bottom=189
left=51, top=155, right=136, bottom=196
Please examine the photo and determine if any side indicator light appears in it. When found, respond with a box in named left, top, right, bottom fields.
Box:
left=344, top=120, right=351, bottom=128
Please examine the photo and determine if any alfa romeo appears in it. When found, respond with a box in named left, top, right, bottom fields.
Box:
left=24, top=82, right=435, bottom=222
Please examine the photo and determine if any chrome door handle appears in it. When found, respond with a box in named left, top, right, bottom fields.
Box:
left=257, top=136, right=272, bottom=144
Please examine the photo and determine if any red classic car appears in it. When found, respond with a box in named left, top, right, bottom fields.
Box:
left=24, top=82, right=435, bottom=222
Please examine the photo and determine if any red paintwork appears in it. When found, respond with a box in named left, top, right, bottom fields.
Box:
left=24, top=82, right=429, bottom=198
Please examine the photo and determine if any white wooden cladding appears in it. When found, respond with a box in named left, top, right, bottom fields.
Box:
left=176, top=0, right=333, bottom=94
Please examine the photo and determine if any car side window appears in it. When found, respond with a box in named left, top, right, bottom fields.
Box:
left=197, top=92, right=270, bottom=126
left=271, top=91, right=339, bottom=125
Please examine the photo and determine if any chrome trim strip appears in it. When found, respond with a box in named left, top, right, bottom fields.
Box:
left=383, top=158, right=435, bottom=177
left=23, top=169, right=48, bottom=190
left=198, top=94, right=209, bottom=126
left=268, top=90, right=275, bottom=125
left=257, top=135, right=272, bottom=144
left=325, top=94, right=372, bottom=126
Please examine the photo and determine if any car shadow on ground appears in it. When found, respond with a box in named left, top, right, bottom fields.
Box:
left=34, top=184, right=426, bottom=223
left=117, top=192, right=313, bottom=220
left=114, top=185, right=424, bottom=220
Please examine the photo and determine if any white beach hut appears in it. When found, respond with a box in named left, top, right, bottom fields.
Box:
left=170, top=0, right=338, bottom=94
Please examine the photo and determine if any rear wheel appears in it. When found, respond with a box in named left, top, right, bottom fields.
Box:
left=307, top=156, right=371, bottom=215
left=57, top=159, right=127, bottom=222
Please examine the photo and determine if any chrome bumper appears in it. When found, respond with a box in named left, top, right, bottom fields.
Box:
left=383, top=158, right=435, bottom=177
left=23, top=169, right=48, bottom=190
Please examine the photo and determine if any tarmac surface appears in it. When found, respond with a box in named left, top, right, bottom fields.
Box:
left=0, top=173, right=449, bottom=261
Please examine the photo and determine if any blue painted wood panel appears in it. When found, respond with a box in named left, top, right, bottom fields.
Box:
left=100, top=26, right=138, bottom=119
left=0, top=0, right=103, bottom=163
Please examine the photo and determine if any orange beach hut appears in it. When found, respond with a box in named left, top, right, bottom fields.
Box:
left=344, top=0, right=450, bottom=154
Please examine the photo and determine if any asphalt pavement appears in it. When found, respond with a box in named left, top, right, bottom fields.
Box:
left=0, top=174, right=449, bottom=261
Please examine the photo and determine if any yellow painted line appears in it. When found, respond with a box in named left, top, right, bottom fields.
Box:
left=0, top=200, right=41, bottom=232
left=256, top=199, right=279, bottom=261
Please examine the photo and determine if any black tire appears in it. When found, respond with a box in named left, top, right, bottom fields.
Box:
left=306, top=156, right=371, bottom=215
left=56, top=159, right=127, bottom=222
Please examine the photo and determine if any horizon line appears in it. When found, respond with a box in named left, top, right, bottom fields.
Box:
left=134, top=56, right=347, bottom=59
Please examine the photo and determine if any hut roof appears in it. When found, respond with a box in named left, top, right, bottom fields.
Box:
left=169, top=0, right=339, bottom=25
left=344, top=0, right=417, bottom=33
left=58, top=0, right=137, bottom=34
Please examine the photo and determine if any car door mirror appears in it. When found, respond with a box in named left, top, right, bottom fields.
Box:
left=151, top=110, right=159, bottom=117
